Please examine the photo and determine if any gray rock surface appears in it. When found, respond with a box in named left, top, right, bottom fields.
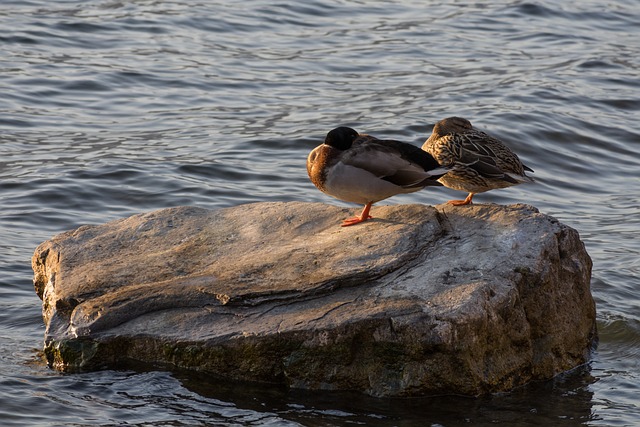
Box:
left=32, top=202, right=596, bottom=397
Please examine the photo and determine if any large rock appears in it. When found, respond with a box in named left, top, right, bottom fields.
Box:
left=32, top=202, right=596, bottom=397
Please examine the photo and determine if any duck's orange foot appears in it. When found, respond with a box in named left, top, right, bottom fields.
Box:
left=341, top=215, right=373, bottom=227
left=341, top=202, right=373, bottom=227
left=447, top=199, right=472, bottom=206
left=447, top=193, right=474, bottom=206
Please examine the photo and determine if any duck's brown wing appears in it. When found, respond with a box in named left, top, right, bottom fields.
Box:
left=455, top=131, right=529, bottom=182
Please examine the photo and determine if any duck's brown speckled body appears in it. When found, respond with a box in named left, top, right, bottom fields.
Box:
left=421, top=117, right=534, bottom=205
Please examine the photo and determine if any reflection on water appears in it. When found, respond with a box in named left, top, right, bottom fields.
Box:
left=1, top=0, right=640, bottom=425
left=177, top=366, right=600, bottom=426
left=0, top=354, right=600, bottom=427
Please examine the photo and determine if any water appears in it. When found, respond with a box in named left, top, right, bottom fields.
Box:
left=1, top=0, right=639, bottom=425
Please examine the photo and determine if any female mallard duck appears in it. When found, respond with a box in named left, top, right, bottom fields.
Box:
left=307, top=126, right=448, bottom=226
left=421, top=117, right=534, bottom=206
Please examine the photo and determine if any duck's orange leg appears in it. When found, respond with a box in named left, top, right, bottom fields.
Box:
left=447, top=193, right=475, bottom=206
left=341, top=203, right=373, bottom=227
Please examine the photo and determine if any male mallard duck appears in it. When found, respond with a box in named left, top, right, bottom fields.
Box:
left=307, top=126, right=448, bottom=226
left=421, top=117, right=534, bottom=206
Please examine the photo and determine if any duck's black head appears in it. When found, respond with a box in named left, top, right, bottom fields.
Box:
left=325, top=127, right=359, bottom=150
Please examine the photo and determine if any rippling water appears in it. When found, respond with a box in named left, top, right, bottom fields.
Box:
left=2, top=0, right=639, bottom=425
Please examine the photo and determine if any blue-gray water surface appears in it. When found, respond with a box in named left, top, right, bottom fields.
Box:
left=1, top=1, right=639, bottom=425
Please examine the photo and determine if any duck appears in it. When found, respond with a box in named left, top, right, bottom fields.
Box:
left=307, top=126, right=449, bottom=226
left=421, top=117, right=534, bottom=206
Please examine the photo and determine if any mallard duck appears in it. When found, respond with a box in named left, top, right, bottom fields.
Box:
left=307, top=126, right=448, bottom=226
left=421, top=117, right=534, bottom=206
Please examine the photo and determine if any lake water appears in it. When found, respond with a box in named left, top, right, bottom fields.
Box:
left=1, top=0, right=639, bottom=425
